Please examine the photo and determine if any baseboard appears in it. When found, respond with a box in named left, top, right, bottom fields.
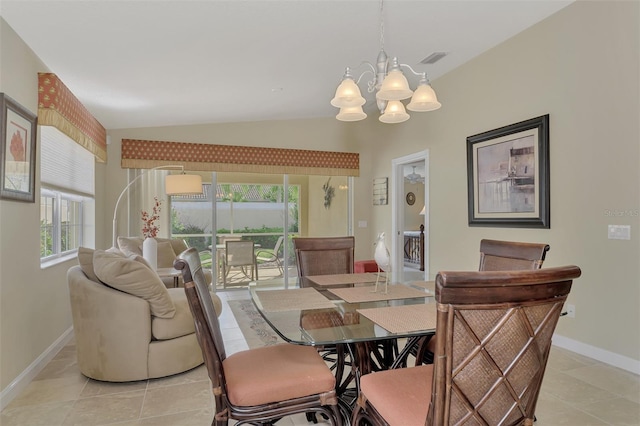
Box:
left=0, top=327, right=74, bottom=411
left=553, top=333, right=640, bottom=375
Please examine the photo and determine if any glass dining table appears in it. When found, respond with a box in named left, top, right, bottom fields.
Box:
left=249, top=274, right=437, bottom=410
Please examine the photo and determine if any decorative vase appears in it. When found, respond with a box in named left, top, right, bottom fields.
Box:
left=142, top=237, right=158, bottom=270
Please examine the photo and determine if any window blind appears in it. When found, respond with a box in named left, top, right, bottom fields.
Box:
left=41, top=126, right=95, bottom=196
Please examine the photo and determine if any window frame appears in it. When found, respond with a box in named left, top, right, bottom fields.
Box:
left=40, top=187, right=86, bottom=266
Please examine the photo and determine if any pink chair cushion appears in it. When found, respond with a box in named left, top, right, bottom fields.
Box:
left=355, top=260, right=380, bottom=273
left=360, top=364, right=434, bottom=425
left=223, top=344, right=336, bottom=406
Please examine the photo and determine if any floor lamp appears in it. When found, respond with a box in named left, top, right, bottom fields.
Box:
left=112, top=165, right=202, bottom=247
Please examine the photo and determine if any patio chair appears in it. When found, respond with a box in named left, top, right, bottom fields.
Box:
left=351, top=265, right=581, bottom=426
left=255, top=235, right=285, bottom=276
left=174, top=248, right=342, bottom=426
left=415, top=239, right=551, bottom=365
left=221, top=240, right=257, bottom=288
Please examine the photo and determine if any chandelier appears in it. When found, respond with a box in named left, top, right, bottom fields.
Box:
left=405, top=166, right=425, bottom=184
left=330, top=0, right=442, bottom=123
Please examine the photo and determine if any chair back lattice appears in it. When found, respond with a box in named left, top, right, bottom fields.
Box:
left=429, top=266, right=581, bottom=426
left=293, top=237, right=354, bottom=278
left=479, top=239, right=550, bottom=271
left=174, top=248, right=228, bottom=406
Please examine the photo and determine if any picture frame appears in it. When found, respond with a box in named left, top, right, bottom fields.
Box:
left=0, top=93, right=38, bottom=202
left=466, top=114, right=549, bottom=228
left=373, top=177, right=388, bottom=205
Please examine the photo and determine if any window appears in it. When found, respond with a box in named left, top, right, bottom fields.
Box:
left=40, top=189, right=84, bottom=259
left=40, top=127, right=95, bottom=264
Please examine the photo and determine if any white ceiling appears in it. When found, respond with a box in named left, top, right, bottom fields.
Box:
left=1, top=1, right=572, bottom=130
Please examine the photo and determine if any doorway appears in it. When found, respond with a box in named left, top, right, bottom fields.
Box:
left=391, top=150, right=429, bottom=283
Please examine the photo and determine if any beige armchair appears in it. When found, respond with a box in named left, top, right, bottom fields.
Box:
left=69, top=247, right=223, bottom=382
left=117, top=236, right=213, bottom=287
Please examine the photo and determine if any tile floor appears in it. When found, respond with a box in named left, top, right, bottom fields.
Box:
left=2, top=289, right=639, bottom=426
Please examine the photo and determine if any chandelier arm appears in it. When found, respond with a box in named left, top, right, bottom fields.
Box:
left=347, top=62, right=377, bottom=80
left=347, top=62, right=379, bottom=93
left=397, top=63, right=427, bottom=79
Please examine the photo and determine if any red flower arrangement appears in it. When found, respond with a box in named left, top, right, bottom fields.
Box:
left=141, top=197, right=162, bottom=238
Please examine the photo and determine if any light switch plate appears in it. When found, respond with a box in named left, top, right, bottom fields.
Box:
left=358, top=220, right=367, bottom=228
left=608, top=225, right=631, bottom=240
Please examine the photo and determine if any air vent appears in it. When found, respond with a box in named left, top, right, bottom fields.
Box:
left=420, top=52, right=448, bottom=65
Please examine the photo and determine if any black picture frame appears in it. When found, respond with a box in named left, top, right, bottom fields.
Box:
left=466, top=114, right=549, bottom=228
left=0, top=93, right=38, bottom=202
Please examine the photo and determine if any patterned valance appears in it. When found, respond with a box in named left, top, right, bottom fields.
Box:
left=38, top=73, right=107, bottom=162
left=121, top=139, right=359, bottom=177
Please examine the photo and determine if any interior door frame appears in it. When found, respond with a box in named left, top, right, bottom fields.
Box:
left=391, top=150, right=429, bottom=283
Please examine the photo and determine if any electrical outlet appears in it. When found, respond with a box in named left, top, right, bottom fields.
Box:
left=565, top=304, right=575, bottom=318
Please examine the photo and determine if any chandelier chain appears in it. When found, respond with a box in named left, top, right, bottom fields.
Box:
left=379, top=0, right=385, bottom=51
left=330, top=0, right=441, bottom=123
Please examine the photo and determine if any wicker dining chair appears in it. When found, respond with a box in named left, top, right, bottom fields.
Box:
left=479, top=239, right=550, bottom=271
left=293, top=237, right=356, bottom=397
left=293, top=236, right=398, bottom=403
left=293, top=236, right=355, bottom=277
left=351, top=265, right=581, bottom=426
left=174, top=248, right=342, bottom=426
left=414, top=239, right=551, bottom=365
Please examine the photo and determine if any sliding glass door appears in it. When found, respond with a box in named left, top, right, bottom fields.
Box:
left=168, top=171, right=351, bottom=290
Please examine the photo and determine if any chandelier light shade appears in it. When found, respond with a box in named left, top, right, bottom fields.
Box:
left=165, top=173, right=202, bottom=195
left=336, top=105, right=368, bottom=122
left=330, top=73, right=366, bottom=108
left=407, top=78, right=442, bottom=112
left=331, top=0, right=442, bottom=123
left=377, top=62, right=413, bottom=101
left=379, top=100, right=409, bottom=123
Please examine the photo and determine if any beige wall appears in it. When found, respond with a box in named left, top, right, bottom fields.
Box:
left=307, top=175, right=349, bottom=237
left=1, top=0, right=638, bottom=398
left=404, top=181, right=425, bottom=230
left=366, top=1, right=640, bottom=363
left=0, top=20, right=76, bottom=392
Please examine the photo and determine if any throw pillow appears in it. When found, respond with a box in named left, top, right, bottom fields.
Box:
left=77, top=247, right=99, bottom=282
left=117, top=236, right=143, bottom=257
left=93, top=249, right=176, bottom=318
left=157, top=241, right=177, bottom=268
left=77, top=246, right=125, bottom=282
left=128, top=254, right=153, bottom=270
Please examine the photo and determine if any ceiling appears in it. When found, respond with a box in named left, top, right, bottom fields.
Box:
left=1, top=1, right=572, bottom=130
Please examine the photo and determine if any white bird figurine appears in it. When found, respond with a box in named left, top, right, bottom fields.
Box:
left=373, top=232, right=391, bottom=294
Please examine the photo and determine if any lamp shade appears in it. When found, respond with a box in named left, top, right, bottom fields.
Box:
left=379, top=100, right=409, bottom=123
left=407, top=83, right=442, bottom=112
left=336, top=105, right=367, bottom=122
left=165, top=174, right=203, bottom=195
left=377, top=69, right=413, bottom=101
left=331, top=77, right=366, bottom=108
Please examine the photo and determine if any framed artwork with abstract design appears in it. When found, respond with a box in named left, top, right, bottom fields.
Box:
left=466, top=114, right=549, bottom=228
left=0, top=93, right=38, bottom=202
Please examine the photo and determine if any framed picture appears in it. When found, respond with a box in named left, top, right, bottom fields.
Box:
left=0, top=93, right=38, bottom=202
left=373, top=177, right=388, bottom=205
left=466, top=114, right=549, bottom=228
